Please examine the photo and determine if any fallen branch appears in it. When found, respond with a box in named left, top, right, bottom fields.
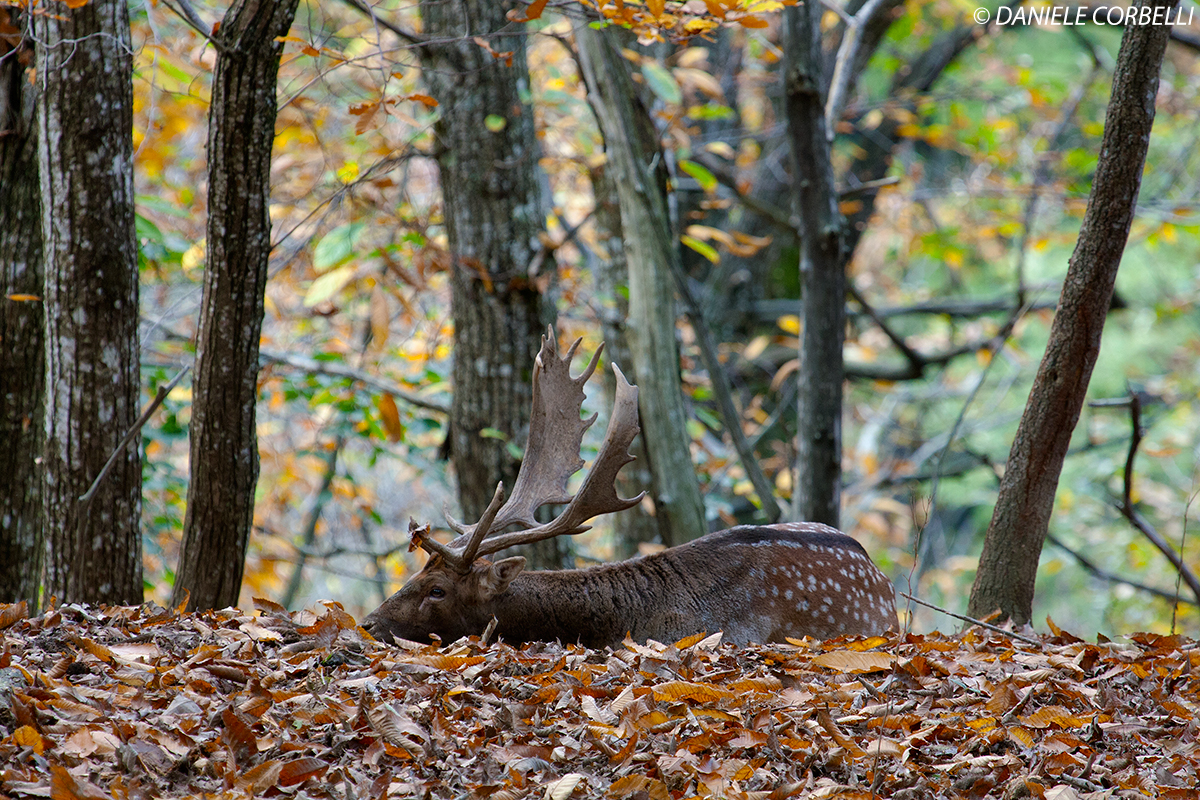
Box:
left=899, top=591, right=1041, bottom=646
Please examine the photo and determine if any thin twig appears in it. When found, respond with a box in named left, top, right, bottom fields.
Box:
left=281, top=435, right=345, bottom=609
left=78, top=366, right=191, bottom=527
left=899, top=591, right=1041, bottom=646
left=669, top=264, right=782, bottom=522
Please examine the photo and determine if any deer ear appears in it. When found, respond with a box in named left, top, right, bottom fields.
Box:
left=481, top=557, right=526, bottom=596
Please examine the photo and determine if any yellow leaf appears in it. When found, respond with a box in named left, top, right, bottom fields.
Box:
left=6, top=293, right=40, bottom=302
left=648, top=0, right=665, bottom=16
left=379, top=393, right=403, bottom=443
left=777, top=314, right=800, bottom=334
left=14, top=725, right=45, bottom=755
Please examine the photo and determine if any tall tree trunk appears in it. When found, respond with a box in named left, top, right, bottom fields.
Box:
left=589, top=163, right=661, bottom=558
left=0, top=13, right=44, bottom=606
left=574, top=22, right=708, bottom=545
left=35, top=0, right=142, bottom=605
left=967, top=0, right=1177, bottom=626
left=173, top=0, right=299, bottom=611
left=784, top=3, right=847, bottom=528
left=417, top=0, right=561, bottom=567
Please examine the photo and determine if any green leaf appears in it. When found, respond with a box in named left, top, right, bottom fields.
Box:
left=313, top=223, right=364, bottom=271
left=679, top=160, right=717, bottom=193
left=304, top=265, right=356, bottom=307
left=479, top=427, right=508, bottom=440
left=641, top=61, right=681, bottom=106
left=681, top=234, right=719, bottom=264
left=687, top=103, right=735, bottom=121
left=485, top=114, right=507, bottom=132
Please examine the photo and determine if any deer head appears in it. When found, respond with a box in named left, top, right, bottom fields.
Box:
left=362, top=329, right=643, bottom=645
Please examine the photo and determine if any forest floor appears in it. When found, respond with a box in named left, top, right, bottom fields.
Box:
left=0, top=600, right=1196, bottom=799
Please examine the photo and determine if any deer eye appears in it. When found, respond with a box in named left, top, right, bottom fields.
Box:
left=428, top=586, right=446, bottom=599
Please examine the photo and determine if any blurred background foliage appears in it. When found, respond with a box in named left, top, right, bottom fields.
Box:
left=129, top=0, right=1199, bottom=637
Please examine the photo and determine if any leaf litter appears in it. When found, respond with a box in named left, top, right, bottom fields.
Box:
left=1, top=600, right=1197, bottom=799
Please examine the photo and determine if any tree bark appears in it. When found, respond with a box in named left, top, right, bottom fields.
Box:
left=967, top=0, right=1177, bottom=625
left=35, top=0, right=142, bottom=605
left=784, top=4, right=848, bottom=528
left=173, top=0, right=299, bottom=611
left=417, top=0, right=561, bottom=567
left=589, top=162, right=662, bottom=557
left=574, top=21, right=708, bottom=545
left=0, top=13, right=44, bottom=606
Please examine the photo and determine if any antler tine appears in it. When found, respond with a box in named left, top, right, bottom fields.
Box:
left=466, top=362, right=645, bottom=558
left=417, top=484, right=506, bottom=573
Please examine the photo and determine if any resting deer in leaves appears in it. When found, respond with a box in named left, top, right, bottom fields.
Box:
left=362, top=331, right=896, bottom=648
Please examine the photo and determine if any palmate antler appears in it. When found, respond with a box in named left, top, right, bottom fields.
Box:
left=413, top=329, right=644, bottom=573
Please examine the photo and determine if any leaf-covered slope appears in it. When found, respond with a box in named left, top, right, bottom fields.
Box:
left=1, top=601, right=1196, bottom=799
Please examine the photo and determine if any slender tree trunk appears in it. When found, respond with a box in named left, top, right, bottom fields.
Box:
left=416, top=0, right=560, bottom=567
left=575, top=21, right=707, bottom=545
left=967, top=0, right=1177, bottom=625
left=173, top=0, right=299, bottom=611
left=0, top=13, right=44, bottom=606
left=784, top=4, right=847, bottom=528
left=35, top=0, right=142, bottom=605
left=589, top=163, right=661, bottom=557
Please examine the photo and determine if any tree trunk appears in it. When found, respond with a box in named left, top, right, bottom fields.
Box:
left=35, top=0, right=142, bottom=605
left=574, top=22, right=708, bottom=545
left=417, top=0, right=561, bottom=568
left=589, top=162, right=662, bottom=558
left=173, top=0, right=299, bottom=611
left=784, top=4, right=848, bottom=528
left=0, top=14, right=44, bottom=606
left=967, top=0, right=1177, bottom=626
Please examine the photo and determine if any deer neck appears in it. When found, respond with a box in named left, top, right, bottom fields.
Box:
left=490, top=566, right=639, bottom=649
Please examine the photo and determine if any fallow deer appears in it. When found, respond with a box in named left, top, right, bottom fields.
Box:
left=362, top=331, right=896, bottom=649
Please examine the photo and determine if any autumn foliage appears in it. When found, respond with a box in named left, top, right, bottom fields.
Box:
left=2, top=601, right=1198, bottom=798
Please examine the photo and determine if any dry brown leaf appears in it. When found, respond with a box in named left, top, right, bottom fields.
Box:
left=811, top=649, right=895, bottom=673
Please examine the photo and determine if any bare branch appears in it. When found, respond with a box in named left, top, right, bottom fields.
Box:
left=1046, top=532, right=1197, bottom=608
left=825, top=0, right=894, bottom=138
left=900, top=591, right=1041, bottom=646
left=160, top=0, right=228, bottom=54
left=1110, top=394, right=1200, bottom=607
left=258, top=346, right=449, bottom=414
left=78, top=366, right=190, bottom=521
left=338, top=0, right=425, bottom=46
